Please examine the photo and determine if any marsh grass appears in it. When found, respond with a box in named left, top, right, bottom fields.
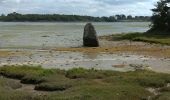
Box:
left=66, top=68, right=116, bottom=79
left=0, top=65, right=56, bottom=84
left=0, top=66, right=170, bottom=100
left=109, top=32, right=170, bottom=45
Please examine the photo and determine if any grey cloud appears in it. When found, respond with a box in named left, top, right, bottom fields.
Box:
left=95, top=0, right=150, bottom=5
left=0, top=0, right=159, bottom=16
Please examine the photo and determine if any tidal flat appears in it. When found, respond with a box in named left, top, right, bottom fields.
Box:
left=0, top=22, right=170, bottom=73
left=0, top=37, right=170, bottom=73
left=0, top=22, right=149, bottom=49
left=0, top=22, right=170, bottom=100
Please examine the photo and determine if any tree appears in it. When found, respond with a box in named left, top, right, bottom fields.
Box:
left=127, top=15, right=133, bottom=20
left=0, top=12, right=150, bottom=22
left=115, top=15, right=122, bottom=20
left=150, top=0, right=170, bottom=33
left=115, top=14, right=126, bottom=20
left=120, top=14, right=126, bottom=20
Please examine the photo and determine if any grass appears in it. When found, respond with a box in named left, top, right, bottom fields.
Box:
left=66, top=68, right=115, bottom=79
left=156, top=92, right=170, bottom=100
left=0, top=77, right=38, bottom=100
left=0, top=65, right=170, bottom=100
left=0, top=65, right=56, bottom=84
left=107, top=32, right=170, bottom=45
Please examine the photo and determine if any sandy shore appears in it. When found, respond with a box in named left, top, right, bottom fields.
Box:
left=54, top=39, right=170, bottom=58
left=0, top=37, right=170, bottom=73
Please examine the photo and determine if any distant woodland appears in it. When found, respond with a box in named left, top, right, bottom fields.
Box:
left=0, top=12, right=150, bottom=22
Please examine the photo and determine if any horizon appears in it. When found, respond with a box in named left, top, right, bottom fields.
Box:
left=0, top=0, right=158, bottom=17
left=1, top=12, right=152, bottom=17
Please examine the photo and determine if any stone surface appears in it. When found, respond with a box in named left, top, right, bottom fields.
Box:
left=83, top=23, right=99, bottom=47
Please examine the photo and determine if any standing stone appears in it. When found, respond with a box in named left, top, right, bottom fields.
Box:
left=83, top=23, right=99, bottom=47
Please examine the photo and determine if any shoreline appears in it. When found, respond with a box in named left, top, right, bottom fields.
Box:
left=0, top=37, right=170, bottom=73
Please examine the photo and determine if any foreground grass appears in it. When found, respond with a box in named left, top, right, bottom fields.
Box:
left=105, top=32, right=170, bottom=45
left=0, top=65, right=170, bottom=100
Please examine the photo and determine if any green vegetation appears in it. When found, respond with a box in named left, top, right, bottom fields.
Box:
left=0, top=12, right=150, bottom=22
left=149, top=0, right=170, bottom=33
left=100, top=0, right=170, bottom=45
left=108, top=32, right=170, bottom=45
left=0, top=65, right=170, bottom=100
left=0, top=65, right=57, bottom=84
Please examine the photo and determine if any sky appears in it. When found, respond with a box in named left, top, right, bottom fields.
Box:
left=0, top=0, right=159, bottom=16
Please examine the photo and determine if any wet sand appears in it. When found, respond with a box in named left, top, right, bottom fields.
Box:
left=0, top=37, right=170, bottom=73
left=55, top=40, right=170, bottom=58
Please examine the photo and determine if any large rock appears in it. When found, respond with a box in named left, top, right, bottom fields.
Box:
left=83, top=23, right=99, bottom=47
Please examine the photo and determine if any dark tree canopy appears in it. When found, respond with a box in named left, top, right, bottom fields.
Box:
left=150, top=0, right=170, bottom=33
left=0, top=12, right=150, bottom=22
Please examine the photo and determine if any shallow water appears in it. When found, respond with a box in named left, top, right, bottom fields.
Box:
left=0, top=50, right=170, bottom=73
left=0, top=22, right=150, bottom=49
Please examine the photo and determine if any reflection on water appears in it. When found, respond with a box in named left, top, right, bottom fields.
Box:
left=0, top=22, right=150, bottom=49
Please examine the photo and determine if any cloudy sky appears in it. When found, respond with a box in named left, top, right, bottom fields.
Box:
left=0, top=0, right=159, bottom=16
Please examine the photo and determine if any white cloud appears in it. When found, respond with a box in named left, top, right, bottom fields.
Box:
left=0, top=0, right=159, bottom=16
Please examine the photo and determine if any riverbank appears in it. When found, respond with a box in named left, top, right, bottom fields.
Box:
left=54, top=45, right=170, bottom=58
left=99, top=32, right=170, bottom=45
left=54, top=32, right=170, bottom=58
left=0, top=48, right=170, bottom=73
left=0, top=34, right=170, bottom=73
left=0, top=65, right=170, bottom=100
left=0, top=32, right=170, bottom=99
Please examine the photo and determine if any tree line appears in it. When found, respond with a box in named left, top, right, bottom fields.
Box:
left=0, top=12, right=150, bottom=22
